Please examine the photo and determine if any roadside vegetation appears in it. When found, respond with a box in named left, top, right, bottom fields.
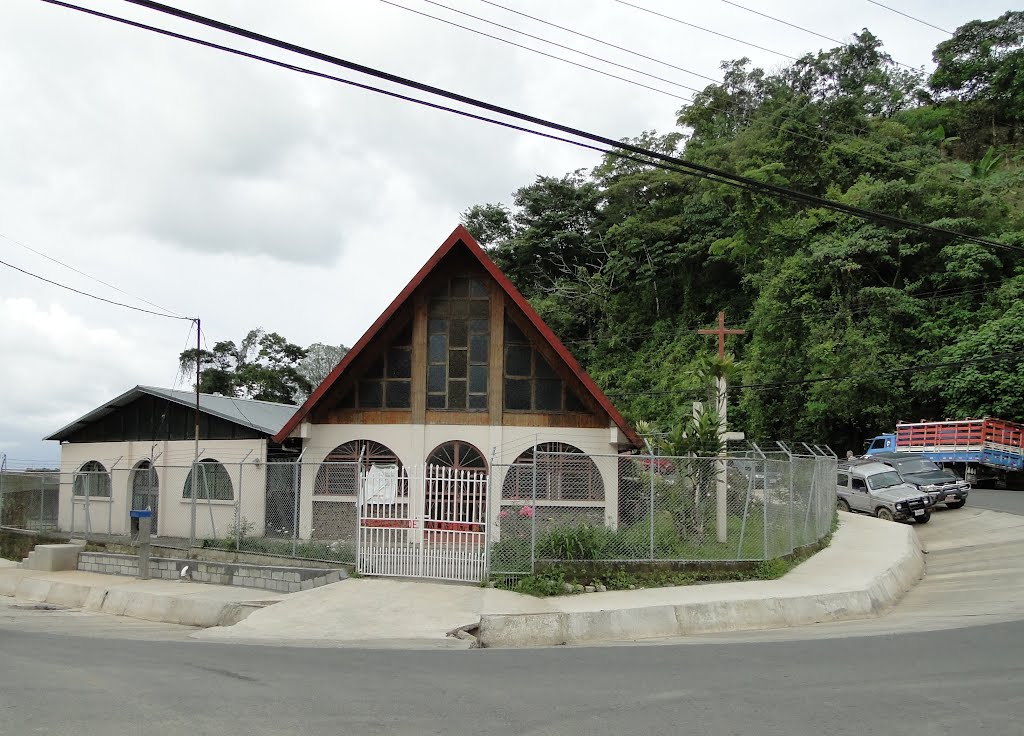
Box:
left=463, top=12, right=1024, bottom=452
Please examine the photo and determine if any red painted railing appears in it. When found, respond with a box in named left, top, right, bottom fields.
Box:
left=896, top=418, right=1024, bottom=451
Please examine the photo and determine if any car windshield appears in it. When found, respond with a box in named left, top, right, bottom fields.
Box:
left=867, top=471, right=904, bottom=490
left=894, top=459, right=939, bottom=474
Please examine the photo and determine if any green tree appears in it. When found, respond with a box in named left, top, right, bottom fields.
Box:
left=298, top=343, right=349, bottom=397
left=179, top=328, right=311, bottom=404
left=930, top=11, right=1024, bottom=114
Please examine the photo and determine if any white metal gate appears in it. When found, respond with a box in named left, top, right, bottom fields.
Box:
left=356, top=464, right=489, bottom=583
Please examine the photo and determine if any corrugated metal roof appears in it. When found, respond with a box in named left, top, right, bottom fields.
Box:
left=44, top=385, right=297, bottom=441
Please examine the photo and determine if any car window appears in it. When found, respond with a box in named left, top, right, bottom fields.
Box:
left=837, top=472, right=848, bottom=486
left=895, top=459, right=939, bottom=474
left=867, top=471, right=904, bottom=490
left=852, top=478, right=867, bottom=491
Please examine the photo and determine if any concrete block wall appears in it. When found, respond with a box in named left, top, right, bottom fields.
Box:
left=78, top=552, right=346, bottom=593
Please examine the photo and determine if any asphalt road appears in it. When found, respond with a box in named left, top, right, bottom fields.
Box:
left=1, top=618, right=1022, bottom=736
left=1, top=491, right=1022, bottom=735
left=967, top=487, right=1024, bottom=515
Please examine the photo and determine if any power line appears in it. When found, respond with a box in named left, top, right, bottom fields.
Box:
left=0, top=256, right=193, bottom=320
left=719, top=0, right=846, bottom=46
left=611, top=0, right=799, bottom=61
left=378, top=0, right=691, bottom=100
left=397, top=0, right=936, bottom=180
left=81, top=0, right=1021, bottom=255
left=0, top=233, right=187, bottom=319
left=718, top=0, right=923, bottom=71
left=197, top=325, right=257, bottom=427
left=865, top=1, right=952, bottom=35
left=476, top=0, right=720, bottom=83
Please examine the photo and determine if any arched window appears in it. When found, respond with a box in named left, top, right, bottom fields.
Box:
left=426, top=440, right=486, bottom=471
left=130, top=460, right=159, bottom=504
left=314, top=440, right=403, bottom=496
left=183, top=459, right=234, bottom=501
left=72, top=460, right=111, bottom=498
left=501, top=442, right=604, bottom=501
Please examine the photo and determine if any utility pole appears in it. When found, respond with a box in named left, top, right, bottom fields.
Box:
left=189, top=317, right=201, bottom=551
left=698, top=311, right=745, bottom=543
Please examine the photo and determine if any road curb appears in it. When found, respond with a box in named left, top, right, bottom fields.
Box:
left=477, top=518, right=925, bottom=648
left=0, top=575, right=258, bottom=628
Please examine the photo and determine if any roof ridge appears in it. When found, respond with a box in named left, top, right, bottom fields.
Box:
left=272, top=225, right=642, bottom=448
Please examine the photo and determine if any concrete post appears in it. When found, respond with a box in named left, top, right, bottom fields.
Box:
left=133, top=510, right=152, bottom=580
left=716, top=375, right=728, bottom=543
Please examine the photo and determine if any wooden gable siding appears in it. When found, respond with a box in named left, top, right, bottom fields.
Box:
left=311, top=247, right=607, bottom=429
left=63, top=394, right=265, bottom=443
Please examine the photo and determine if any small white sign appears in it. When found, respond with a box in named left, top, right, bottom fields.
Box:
left=362, top=464, right=399, bottom=504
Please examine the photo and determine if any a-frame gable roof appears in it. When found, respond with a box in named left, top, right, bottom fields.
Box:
left=273, top=225, right=642, bottom=448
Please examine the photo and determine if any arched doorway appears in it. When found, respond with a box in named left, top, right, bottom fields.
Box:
left=423, top=441, right=487, bottom=535
left=426, top=440, right=487, bottom=471
left=129, top=460, right=159, bottom=535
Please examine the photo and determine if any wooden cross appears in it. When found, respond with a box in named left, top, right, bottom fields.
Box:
left=698, top=311, right=745, bottom=358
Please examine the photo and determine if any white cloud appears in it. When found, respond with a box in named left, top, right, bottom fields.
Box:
left=0, top=0, right=1010, bottom=463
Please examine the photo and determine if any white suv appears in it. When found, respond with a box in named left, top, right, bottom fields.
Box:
left=837, top=461, right=936, bottom=524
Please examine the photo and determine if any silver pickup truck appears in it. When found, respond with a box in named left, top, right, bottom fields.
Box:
left=837, top=461, right=936, bottom=524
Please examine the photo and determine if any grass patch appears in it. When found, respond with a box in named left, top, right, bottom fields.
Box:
left=491, top=521, right=835, bottom=596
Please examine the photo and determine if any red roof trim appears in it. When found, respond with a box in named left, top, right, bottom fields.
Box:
left=273, top=225, right=642, bottom=448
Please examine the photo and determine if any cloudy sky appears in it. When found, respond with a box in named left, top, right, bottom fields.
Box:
left=0, top=0, right=1011, bottom=466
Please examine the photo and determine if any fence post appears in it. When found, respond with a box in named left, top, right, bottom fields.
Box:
left=188, top=461, right=197, bottom=552
left=39, top=476, right=44, bottom=531
left=485, top=448, right=496, bottom=580
left=761, top=459, right=770, bottom=560
left=789, top=455, right=795, bottom=554
left=236, top=461, right=243, bottom=552
left=0, top=455, right=5, bottom=526
left=292, top=450, right=305, bottom=556
left=530, top=436, right=538, bottom=574
left=648, top=451, right=656, bottom=561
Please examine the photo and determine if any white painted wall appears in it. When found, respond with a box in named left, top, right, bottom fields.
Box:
left=297, top=422, right=623, bottom=537
left=55, top=438, right=268, bottom=540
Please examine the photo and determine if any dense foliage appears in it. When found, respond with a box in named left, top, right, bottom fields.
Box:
left=180, top=328, right=312, bottom=404
left=464, top=15, right=1024, bottom=453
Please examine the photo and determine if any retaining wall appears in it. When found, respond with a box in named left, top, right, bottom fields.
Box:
left=78, top=552, right=346, bottom=594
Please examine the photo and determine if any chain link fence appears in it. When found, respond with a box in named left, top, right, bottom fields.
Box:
left=0, top=470, right=60, bottom=532
left=15, top=448, right=835, bottom=576
left=489, top=450, right=837, bottom=578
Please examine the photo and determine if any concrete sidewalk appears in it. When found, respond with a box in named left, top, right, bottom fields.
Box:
left=0, top=512, right=924, bottom=647
left=0, top=564, right=286, bottom=628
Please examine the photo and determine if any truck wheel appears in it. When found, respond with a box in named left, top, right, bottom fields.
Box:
left=915, top=511, right=931, bottom=524
left=837, top=499, right=850, bottom=512
left=945, top=500, right=966, bottom=509
left=876, top=507, right=895, bottom=522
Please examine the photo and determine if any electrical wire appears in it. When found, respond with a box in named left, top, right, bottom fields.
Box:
left=378, top=0, right=691, bottom=100
left=719, top=0, right=846, bottom=46
left=392, top=0, right=938, bottom=180
left=865, top=0, right=952, bottom=35
left=0, top=255, right=193, bottom=320
left=611, top=0, right=799, bottom=61
left=66, top=0, right=1021, bottom=255
left=477, top=0, right=720, bottom=83
left=718, top=0, right=925, bottom=71
left=0, top=231, right=189, bottom=319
